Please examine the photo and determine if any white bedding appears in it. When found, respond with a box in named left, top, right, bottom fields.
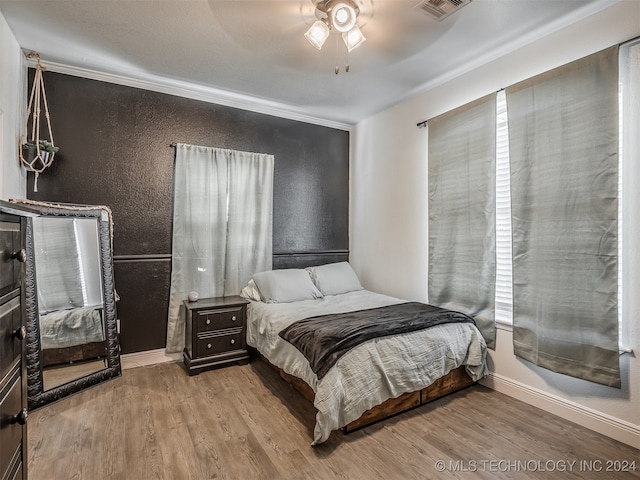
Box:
left=246, top=289, right=488, bottom=444
left=39, top=306, right=105, bottom=349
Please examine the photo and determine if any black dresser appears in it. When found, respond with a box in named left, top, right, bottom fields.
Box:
left=0, top=203, right=28, bottom=480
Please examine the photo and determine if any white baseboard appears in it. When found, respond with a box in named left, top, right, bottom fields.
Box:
left=120, top=348, right=181, bottom=370
left=481, top=372, right=640, bottom=449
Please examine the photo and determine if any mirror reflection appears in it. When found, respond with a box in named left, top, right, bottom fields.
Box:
left=33, top=217, right=107, bottom=390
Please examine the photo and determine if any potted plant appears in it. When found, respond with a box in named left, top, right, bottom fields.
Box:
left=21, top=139, right=59, bottom=167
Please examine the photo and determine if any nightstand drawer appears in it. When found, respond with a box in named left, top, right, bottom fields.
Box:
left=196, top=329, right=244, bottom=357
left=196, top=306, right=244, bottom=332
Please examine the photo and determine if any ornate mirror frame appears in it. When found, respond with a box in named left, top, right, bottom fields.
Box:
left=19, top=201, right=121, bottom=410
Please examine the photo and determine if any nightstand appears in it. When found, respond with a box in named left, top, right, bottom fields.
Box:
left=183, top=295, right=250, bottom=375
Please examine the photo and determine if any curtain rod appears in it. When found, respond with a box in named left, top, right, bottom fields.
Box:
left=620, top=35, right=640, bottom=47
left=416, top=87, right=506, bottom=128
left=170, top=143, right=176, bottom=147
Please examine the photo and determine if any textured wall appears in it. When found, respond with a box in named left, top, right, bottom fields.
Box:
left=28, top=71, right=349, bottom=353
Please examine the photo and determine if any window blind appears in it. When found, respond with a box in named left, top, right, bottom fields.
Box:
left=495, top=90, right=513, bottom=325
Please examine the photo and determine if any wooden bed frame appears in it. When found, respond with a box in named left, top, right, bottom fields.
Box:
left=42, top=340, right=106, bottom=367
left=259, top=353, right=475, bottom=433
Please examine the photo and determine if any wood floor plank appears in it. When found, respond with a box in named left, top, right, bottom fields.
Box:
left=27, top=361, right=640, bottom=480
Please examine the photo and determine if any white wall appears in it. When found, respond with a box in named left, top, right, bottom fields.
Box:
left=351, top=1, right=640, bottom=448
left=0, top=11, right=25, bottom=201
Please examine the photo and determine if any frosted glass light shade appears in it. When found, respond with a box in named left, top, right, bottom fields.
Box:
left=304, top=20, right=330, bottom=50
left=342, top=25, right=366, bottom=52
left=331, top=2, right=357, bottom=33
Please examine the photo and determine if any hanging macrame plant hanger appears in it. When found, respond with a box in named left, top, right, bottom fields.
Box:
left=19, top=52, right=58, bottom=192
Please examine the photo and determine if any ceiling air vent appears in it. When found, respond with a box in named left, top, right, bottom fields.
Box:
left=414, top=0, right=472, bottom=21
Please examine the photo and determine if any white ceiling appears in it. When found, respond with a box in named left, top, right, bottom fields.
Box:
left=0, top=0, right=615, bottom=125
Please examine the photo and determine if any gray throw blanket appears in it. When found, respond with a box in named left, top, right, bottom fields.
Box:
left=279, top=302, right=475, bottom=380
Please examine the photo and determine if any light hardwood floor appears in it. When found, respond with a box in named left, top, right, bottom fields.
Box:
left=28, top=360, right=639, bottom=479
left=43, top=359, right=107, bottom=390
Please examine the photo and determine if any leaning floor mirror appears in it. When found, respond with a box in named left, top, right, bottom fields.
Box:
left=14, top=200, right=121, bottom=410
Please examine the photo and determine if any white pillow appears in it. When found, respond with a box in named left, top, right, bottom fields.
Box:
left=252, top=269, right=323, bottom=303
left=240, top=279, right=262, bottom=302
left=306, top=262, right=363, bottom=296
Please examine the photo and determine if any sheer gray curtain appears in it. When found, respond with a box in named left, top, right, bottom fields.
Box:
left=166, top=144, right=274, bottom=353
left=507, top=46, right=620, bottom=387
left=428, top=94, right=496, bottom=349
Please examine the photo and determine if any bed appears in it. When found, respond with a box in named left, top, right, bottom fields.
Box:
left=39, top=305, right=106, bottom=366
left=243, top=262, right=488, bottom=445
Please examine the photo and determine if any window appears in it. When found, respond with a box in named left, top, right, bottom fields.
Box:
left=494, top=90, right=513, bottom=325
left=494, top=86, right=624, bottom=353
left=429, top=43, right=633, bottom=386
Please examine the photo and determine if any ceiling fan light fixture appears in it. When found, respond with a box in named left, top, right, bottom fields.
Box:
left=303, top=0, right=370, bottom=71
left=304, top=19, right=331, bottom=49
left=342, top=25, right=366, bottom=52
left=330, top=2, right=357, bottom=33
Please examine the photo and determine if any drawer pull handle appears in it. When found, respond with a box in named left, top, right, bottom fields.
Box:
left=14, top=326, right=26, bottom=341
left=11, top=248, right=26, bottom=263
left=231, top=316, right=236, bottom=321
left=230, top=339, right=236, bottom=345
left=206, top=319, right=211, bottom=325
left=207, top=343, right=212, bottom=349
left=11, top=408, right=28, bottom=426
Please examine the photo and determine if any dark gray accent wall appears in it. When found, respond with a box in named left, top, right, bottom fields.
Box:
left=27, top=70, right=350, bottom=354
